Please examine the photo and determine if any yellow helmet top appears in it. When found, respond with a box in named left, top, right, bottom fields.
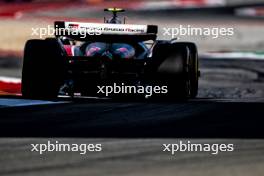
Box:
left=104, top=8, right=125, bottom=13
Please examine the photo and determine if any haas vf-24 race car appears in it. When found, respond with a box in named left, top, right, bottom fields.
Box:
left=22, top=8, right=199, bottom=99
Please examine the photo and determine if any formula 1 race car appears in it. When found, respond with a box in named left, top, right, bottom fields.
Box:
left=22, top=8, right=199, bottom=100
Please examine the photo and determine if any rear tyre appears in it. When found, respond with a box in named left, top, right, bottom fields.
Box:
left=22, top=38, right=66, bottom=99
left=151, top=41, right=191, bottom=99
left=180, top=42, right=199, bottom=98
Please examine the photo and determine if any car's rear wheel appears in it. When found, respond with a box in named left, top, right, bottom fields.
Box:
left=22, top=38, right=66, bottom=99
left=151, top=41, right=193, bottom=99
left=180, top=42, right=199, bottom=98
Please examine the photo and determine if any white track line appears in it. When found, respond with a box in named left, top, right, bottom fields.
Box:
left=0, top=76, right=69, bottom=107
left=0, top=76, right=21, bottom=83
left=200, top=52, right=264, bottom=61
left=0, top=98, right=68, bottom=107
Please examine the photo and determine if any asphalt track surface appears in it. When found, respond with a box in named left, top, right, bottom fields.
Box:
left=0, top=58, right=264, bottom=138
left=0, top=139, right=264, bottom=176
left=1, top=6, right=264, bottom=176
left=1, top=57, right=264, bottom=176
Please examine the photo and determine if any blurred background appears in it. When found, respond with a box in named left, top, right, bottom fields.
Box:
left=1, top=0, right=264, bottom=96
left=1, top=0, right=264, bottom=52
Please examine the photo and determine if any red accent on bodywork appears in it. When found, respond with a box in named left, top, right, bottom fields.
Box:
left=64, top=45, right=73, bottom=56
left=69, top=24, right=79, bottom=28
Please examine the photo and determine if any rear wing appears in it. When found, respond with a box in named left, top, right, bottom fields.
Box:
left=54, top=21, right=158, bottom=42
